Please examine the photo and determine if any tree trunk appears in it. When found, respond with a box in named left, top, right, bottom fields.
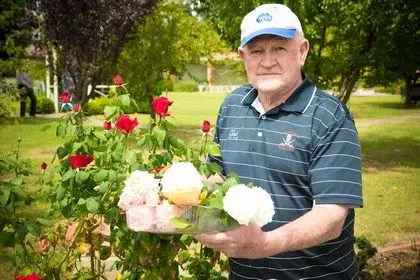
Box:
left=338, top=67, right=361, bottom=104
left=313, top=25, right=327, bottom=82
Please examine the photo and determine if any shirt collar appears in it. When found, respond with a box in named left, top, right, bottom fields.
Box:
left=241, top=77, right=317, bottom=114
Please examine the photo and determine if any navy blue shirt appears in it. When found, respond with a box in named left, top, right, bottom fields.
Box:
left=214, top=78, right=363, bottom=280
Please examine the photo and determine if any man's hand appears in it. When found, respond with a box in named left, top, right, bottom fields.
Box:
left=195, top=224, right=269, bottom=259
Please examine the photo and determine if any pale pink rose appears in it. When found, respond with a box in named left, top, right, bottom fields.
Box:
left=118, top=190, right=146, bottom=211
left=144, top=191, right=160, bottom=206
left=155, top=201, right=185, bottom=232
left=126, top=206, right=156, bottom=232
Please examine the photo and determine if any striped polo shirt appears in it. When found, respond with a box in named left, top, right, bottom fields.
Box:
left=213, top=78, right=363, bottom=280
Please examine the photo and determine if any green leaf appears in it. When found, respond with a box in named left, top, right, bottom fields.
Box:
left=56, top=122, right=67, bottom=137
left=94, top=170, right=109, bottom=183
left=152, top=127, right=166, bottom=147
left=206, top=142, right=221, bottom=156
left=75, top=170, right=90, bottom=184
left=104, top=106, right=118, bottom=120
left=56, top=185, right=66, bottom=200
left=94, top=130, right=107, bottom=141
left=170, top=217, right=192, bottom=230
left=57, top=146, right=68, bottom=159
left=86, top=197, right=99, bottom=213
left=37, top=218, right=55, bottom=226
left=26, top=223, right=41, bottom=236
left=95, top=182, right=109, bottom=193
left=119, top=94, right=131, bottom=108
left=0, top=231, right=15, bottom=247
left=0, top=188, right=11, bottom=206
left=62, top=169, right=75, bottom=182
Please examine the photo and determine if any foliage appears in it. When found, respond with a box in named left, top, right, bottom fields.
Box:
left=34, top=0, right=158, bottom=104
left=173, top=81, right=199, bottom=92
left=355, top=236, right=377, bottom=271
left=21, top=84, right=224, bottom=279
left=188, top=0, right=420, bottom=104
left=0, top=138, right=46, bottom=278
left=84, top=95, right=147, bottom=116
left=119, top=1, right=226, bottom=112
left=0, top=0, right=34, bottom=77
left=36, top=95, right=55, bottom=114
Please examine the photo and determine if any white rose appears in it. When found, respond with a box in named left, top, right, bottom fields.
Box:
left=223, top=184, right=274, bottom=227
left=223, top=184, right=257, bottom=225
left=118, top=171, right=160, bottom=211
left=250, top=187, right=275, bottom=227
left=161, top=162, right=203, bottom=205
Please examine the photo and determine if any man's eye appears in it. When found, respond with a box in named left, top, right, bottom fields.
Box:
left=274, top=47, right=285, bottom=52
left=251, top=49, right=263, bottom=54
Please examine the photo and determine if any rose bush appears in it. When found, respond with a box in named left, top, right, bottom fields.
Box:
left=18, top=80, right=228, bottom=279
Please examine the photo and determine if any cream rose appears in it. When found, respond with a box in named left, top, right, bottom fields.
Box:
left=161, top=162, right=203, bottom=205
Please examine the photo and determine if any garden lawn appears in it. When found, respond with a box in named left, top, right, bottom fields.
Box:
left=1, top=93, right=420, bottom=250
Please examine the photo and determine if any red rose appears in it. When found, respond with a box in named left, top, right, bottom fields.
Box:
left=16, top=272, right=43, bottom=280
left=115, top=115, right=138, bottom=134
left=112, top=74, right=124, bottom=86
left=152, top=96, right=173, bottom=118
left=73, top=103, right=81, bottom=112
left=68, top=154, right=94, bottom=169
left=201, top=120, right=211, bottom=133
left=58, top=91, right=71, bottom=103
left=41, top=162, right=48, bottom=170
left=103, top=120, right=112, bottom=130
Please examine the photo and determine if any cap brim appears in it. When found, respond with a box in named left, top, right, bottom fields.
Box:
left=240, top=28, right=297, bottom=48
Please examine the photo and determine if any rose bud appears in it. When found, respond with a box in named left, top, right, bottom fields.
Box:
left=201, top=120, right=211, bottom=133
left=115, top=115, right=138, bottom=134
left=152, top=96, right=173, bottom=118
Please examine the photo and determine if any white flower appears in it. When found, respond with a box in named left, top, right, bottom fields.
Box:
left=118, top=171, right=160, bottom=211
left=223, top=184, right=274, bottom=227
left=161, top=162, right=203, bottom=205
left=250, top=187, right=275, bottom=226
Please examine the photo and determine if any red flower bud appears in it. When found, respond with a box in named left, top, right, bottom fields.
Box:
left=73, top=103, right=81, bottom=112
left=103, top=120, right=112, bottom=130
left=41, top=162, right=48, bottom=170
left=152, top=96, right=173, bottom=118
left=115, top=115, right=138, bottom=134
left=112, top=74, right=124, bottom=86
left=201, top=120, right=211, bottom=133
left=68, top=154, right=93, bottom=169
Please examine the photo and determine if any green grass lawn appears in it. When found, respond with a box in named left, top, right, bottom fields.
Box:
left=1, top=93, right=420, bottom=251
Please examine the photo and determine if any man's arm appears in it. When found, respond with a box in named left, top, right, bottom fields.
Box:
left=196, top=204, right=349, bottom=259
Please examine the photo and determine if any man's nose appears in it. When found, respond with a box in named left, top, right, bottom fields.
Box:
left=259, top=51, right=277, bottom=68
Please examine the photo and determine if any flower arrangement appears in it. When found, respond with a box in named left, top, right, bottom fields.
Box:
left=16, top=74, right=274, bottom=279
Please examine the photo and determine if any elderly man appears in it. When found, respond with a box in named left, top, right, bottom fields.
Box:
left=198, top=4, right=363, bottom=280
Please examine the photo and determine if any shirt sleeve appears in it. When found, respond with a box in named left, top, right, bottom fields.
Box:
left=309, top=107, right=363, bottom=207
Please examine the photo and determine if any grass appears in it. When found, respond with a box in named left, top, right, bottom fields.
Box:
left=1, top=93, right=420, bottom=276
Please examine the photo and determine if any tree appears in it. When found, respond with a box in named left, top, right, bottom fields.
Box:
left=0, top=0, right=34, bottom=78
left=188, top=0, right=420, bottom=104
left=35, top=0, right=158, bottom=104
left=118, top=1, right=226, bottom=112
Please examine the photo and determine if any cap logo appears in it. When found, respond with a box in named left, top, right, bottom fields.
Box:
left=256, top=13, right=272, bottom=23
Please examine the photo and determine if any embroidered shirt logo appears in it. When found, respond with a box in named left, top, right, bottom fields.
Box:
left=228, top=129, right=239, bottom=140
left=256, top=13, right=272, bottom=23
left=279, top=133, right=296, bottom=151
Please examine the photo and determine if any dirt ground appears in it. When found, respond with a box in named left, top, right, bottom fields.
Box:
left=361, top=246, right=420, bottom=280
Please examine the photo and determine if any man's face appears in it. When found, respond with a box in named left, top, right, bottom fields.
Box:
left=239, top=35, right=309, bottom=94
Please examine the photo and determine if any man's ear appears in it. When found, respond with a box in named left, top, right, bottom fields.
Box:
left=238, top=47, right=245, bottom=59
left=299, top=39, right=310, bottom=67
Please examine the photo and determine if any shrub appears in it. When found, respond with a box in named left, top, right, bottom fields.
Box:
left=173, top=80, right=198, bottom=92
left=36, top=95, right=55, bottom=114
left=0, top=96, right=18, bottom=118
left=84, top=96, right=119, bottom=115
